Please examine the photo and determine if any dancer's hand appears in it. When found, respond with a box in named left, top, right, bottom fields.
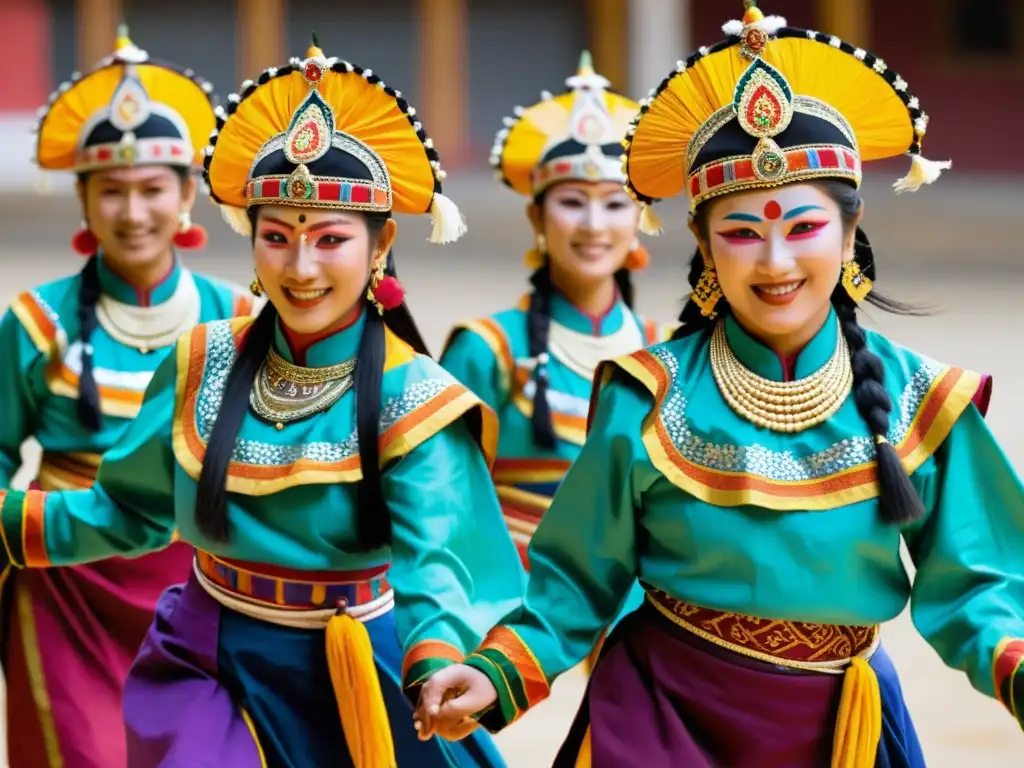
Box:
left=413, top=664, right=497, bottom=741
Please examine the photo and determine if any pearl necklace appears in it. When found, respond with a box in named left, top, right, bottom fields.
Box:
left=709, top=321, right=852, bottom=433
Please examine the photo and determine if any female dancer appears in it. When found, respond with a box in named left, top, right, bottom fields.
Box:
left=415, top=4, right=1024, bottom=766
left=0, top=27, right=252, bottom=767
left=440, top=55, right=662, bottom=655
left=0, top=39, right=523, bottom=768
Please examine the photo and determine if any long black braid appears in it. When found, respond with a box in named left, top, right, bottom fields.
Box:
left=673, top=179, right=926, bottom=525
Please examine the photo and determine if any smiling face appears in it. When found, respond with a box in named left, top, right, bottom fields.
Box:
left=529, top=180, right=640, bottom=288
left=79, top=165, right=196, bottom=272
left=697, top=183, right=861, bottom=353
left=253, top=206, right=398, bottom=334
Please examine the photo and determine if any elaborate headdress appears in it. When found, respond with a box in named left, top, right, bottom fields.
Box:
left=34, top=25, right=214, bottom=175
left=35, top=25, right=216, bottom=253
left=205, top=37, right=465, bottom=245
left=490, top=51, right=639, bottom=198
left=623, top=1, right=949, bottom=232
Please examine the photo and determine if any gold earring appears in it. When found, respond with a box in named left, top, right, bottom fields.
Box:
left=365, top=258, right=386, bottom=314
left=841, top=260, right=872, bottom=304
left=524, top=233, right=547, bottom=269
left=693, top=263, right=723, bottom=318
left=250, top=274, right=263, bottom=297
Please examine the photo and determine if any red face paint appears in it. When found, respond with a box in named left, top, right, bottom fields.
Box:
left=763, top=200, right=782, bottom=220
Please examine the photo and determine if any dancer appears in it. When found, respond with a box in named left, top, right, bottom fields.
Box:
left=0, top=27, right=251, bottom=767
left=0, top=38, right=524, bottom=768
left=415, top=4, right=1023, bottom=766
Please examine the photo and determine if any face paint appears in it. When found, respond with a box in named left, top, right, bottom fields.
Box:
left=763, top=200, right=782, bottom=220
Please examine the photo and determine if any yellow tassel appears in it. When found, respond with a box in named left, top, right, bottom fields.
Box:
left=325, top=613, right=396, bottom=768
left=830, top=656, right=882, bottom=768
left=575, top=725, right=592, bottom=768
left=220, top=204, right=252, bottom=237
left=638, top=203, right=664, bottom=236
left=893, top=153, right=951, bottom=194
left=429, top=192, right=468, bottom=244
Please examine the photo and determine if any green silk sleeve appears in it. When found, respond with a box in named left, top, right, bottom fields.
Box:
left=906, top=404, right=1024, bottom=728
left=386, top=416, right=525, bottom=692
left=439, top=328, right=507, bottom=412
left=0, top=353, right=178, bottom=567
left=464, top=373, right=646, bottom=730
left=0, top=309, right=42, bottom=485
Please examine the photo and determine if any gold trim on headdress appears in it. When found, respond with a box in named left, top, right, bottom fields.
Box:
left=206, top=39, right=465, bottom=244
left=490, top=51, right=639, bottom=198
left=34, top=25, right=215, bottom=173
left=623, top=1, right=950, bottom=221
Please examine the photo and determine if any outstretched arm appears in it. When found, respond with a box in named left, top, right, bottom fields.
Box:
left=0, top=353, right=179, bottom=567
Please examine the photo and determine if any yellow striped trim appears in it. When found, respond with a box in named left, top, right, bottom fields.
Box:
left=240, top=708, right=268, bottom=767
left=17, top=580, right=64, bottom=767
left=9, top=291, right=61, bottom=360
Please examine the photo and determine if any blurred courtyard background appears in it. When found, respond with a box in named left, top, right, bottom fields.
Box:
left=1, top=0, right=1023, bottom=765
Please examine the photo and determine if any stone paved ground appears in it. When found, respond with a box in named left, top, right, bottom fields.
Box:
left=0, top=172, right=1021, bottom=764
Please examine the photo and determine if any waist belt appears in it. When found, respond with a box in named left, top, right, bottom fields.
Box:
left=36, top=451, right=102, bottom=491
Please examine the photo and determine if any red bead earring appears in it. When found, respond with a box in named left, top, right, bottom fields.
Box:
left=172, top=212, right=208, bottom=250
left=71, top=222, right=98, bottom=256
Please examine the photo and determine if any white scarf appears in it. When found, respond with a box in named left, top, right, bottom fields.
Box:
left=96, top=268, right=201, bottom=352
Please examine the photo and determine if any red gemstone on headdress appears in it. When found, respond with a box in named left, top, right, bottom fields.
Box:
left=744, top=28, right=767, bottom=52
left=745, top=84, right=782, bottom=131
left=303, top=62, right=323, bottom=83
left=289, top=120, right=322, bottom=159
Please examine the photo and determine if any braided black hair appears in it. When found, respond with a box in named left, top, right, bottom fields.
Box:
left=72, top=166, right=193, bottom=431
left=526, top=191, right=637, bottom=450
left=193, top=210, right=429, bottom=547
left=673, top=179, right=926, bottom=525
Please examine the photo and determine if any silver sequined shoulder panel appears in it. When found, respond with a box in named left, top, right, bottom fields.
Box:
left=646, top=344, right=950, bottom=483
left=191, top=321, right=455, bottom=468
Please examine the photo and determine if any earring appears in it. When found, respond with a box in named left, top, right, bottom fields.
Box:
left=172, top=211, right=208, bottom=250
left=624, top=239, right=649, bottom=271
left=841, top=260, right=872, bottom=304
left=71, top=220, right=98, bottom=256
left=250, top=274, right=263, bottom=297
left=692, top=263, right=723, bottom=319
left=366, top=259, right=405, bottom=314
left=524, top=232, right=547, bottom=270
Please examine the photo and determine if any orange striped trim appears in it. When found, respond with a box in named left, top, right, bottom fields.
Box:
left=22, top=490, right=49, bottom=568
left=611, top=349, right=981, bottom=510
left=492, top=457, right=572, bottom=485
left=643, top=318, right=659, bottom=346
left=9, top=291, right=60, bottom=358
left=480, top=626, right=550, bottom=709
left=447, top=318, right=515, bottom=384
left=401, top=640, right=464, bottom=681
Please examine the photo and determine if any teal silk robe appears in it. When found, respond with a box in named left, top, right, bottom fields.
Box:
left=462, top=309, right=1024, bottom=731
left=0, top=256, right=253, bottom=479
left=441, top=292, right=672, bottom=636
left=0, top=311, right=526, bottom=689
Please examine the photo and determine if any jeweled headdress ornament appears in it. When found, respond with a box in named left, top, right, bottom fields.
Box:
left=34, top=25, right=215, bottom=173
left=206, top=37, right=465, bottom=244
left=623, top=1, right=949, bottom=229
left=490, top=51, right=640, bottom=198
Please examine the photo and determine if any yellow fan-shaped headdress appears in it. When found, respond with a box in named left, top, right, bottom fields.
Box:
left=491, top=51, right=640, bottom=198
left=205, top=38, right=465, bottom=244
left=35, top=25, right=215, bottom=173
left=623, top=1, right=949, bottom=230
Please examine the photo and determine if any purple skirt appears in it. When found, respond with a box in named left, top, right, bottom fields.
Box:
left=554, top=604, right=924, bottom=768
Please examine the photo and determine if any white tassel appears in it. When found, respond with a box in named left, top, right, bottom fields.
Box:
left=761, top=16, right=787, bottom=34
left=220, top=204, right=252, bottom=236
left=722, top=20, right=744, bottom=35
left=429, top=192, right=467, bottom=244
left=893, top=154, right=951, bottom=194
left=639, top=203, right=664, bottom=236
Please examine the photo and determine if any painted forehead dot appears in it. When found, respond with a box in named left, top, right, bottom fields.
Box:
left=298, top=214, right=307, bottom=223
left=763, top=200, right=782, bottom=220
